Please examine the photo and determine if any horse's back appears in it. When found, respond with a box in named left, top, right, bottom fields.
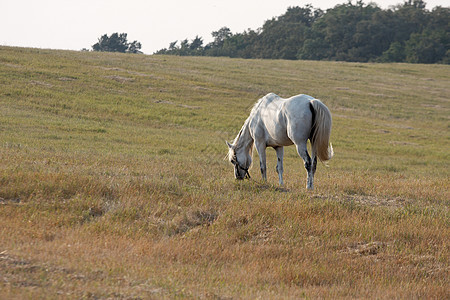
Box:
left=284, top=94, right=315, bottom=108
left=260, top=93, right=313, bottom=112
left=282, top=94, right=316, bottom=143
left=251, top=93, right=315, bottom=146
left=259, top=93, right=316, bottom=124
left=283, top=94, right=315, bottom=120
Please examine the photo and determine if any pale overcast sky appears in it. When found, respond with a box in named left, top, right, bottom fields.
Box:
left=1, top=0, right=448, bottom=54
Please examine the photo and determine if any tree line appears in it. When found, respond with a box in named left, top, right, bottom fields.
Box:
left=91, top=33, right=142, bottom=54
left=155, top=0, right=449, bottom=64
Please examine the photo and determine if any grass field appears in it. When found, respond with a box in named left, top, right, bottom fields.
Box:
left=0, top=46, right=448, bottom=299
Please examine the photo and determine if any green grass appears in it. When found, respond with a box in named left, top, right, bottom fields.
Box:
left=0, top=46, right=449, bottom=298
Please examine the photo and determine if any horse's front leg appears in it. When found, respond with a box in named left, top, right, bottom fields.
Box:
left=274, top=146, right=284, bottom=185
left=255, top=142, right=267, bottom=181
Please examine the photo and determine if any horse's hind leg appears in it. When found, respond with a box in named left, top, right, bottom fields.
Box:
left=296, top=142, right=314, bottom=190
left=310, top=154, right=317, bottom=190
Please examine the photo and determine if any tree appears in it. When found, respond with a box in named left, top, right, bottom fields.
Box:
left=190, top=36, right=204, bottom=50
left=92, top=33, right=142, bottom=53
left=254, top=5, right=322, bottom=59
left=211, top=27, right=233, bottom=48
left=379, top=41, right=406, bottom=62
left=127, top=40, right=142, bottom=54
left=405, top=30, right=447, bottom=63
left=169, top=41, right=178, bottom=51
left=391, top=0, right=429, bottom=43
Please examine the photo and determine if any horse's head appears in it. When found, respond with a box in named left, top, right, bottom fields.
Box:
left=227, top=141, right=252, bottom=180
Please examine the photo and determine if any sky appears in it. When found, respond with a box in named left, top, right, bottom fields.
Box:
left=1, top=0, right=449, bottom=54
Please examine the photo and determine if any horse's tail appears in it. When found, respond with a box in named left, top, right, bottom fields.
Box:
left=309, top=99, right=334, bottom=162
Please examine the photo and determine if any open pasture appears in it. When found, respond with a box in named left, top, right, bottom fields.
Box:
left=0, top=46, right=448, bottom=298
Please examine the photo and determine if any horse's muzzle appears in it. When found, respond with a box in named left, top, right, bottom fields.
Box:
left=235, top=167, right=251, bottom=180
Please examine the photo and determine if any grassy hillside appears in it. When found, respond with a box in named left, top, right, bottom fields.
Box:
left=0, top=46, right=448, bottom=298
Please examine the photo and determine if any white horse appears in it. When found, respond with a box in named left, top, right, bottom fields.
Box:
left=227, top=93, right=333, bottom=190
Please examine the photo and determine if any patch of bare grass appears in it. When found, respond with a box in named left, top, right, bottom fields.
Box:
left=104, top=75, right=134, bottom=83
left=165, top=209, right=218, bottom=236
left=315, top=194, right=411, bottom=208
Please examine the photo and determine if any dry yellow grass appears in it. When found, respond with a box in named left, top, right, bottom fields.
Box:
left=0, top=46, right=448, bottom=298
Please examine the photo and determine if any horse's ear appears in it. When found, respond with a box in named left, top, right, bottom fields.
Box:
left=226, top=141, right=233, bottom=149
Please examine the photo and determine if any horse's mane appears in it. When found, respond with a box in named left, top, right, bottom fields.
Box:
left=233, top=93, right=278, bottom=147
left=249, top=93, right=277, bottom=117
left=227, top=93, right=280, bottom=162
left=249, top=96, right=264, bottom=117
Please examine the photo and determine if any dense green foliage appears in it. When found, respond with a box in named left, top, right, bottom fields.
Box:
left=156, top=1, right=449, bottom=63
left=92, top=32, right=142, bottom=53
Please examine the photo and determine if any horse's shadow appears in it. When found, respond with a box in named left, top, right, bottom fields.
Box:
left=234, top=180, right=290, bottom=193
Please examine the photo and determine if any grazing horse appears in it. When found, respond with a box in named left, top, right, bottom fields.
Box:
left=227, top=93, right=333, bottom=190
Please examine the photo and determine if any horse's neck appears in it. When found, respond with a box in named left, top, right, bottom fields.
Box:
left=235, top=120, right=254, bottom=152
